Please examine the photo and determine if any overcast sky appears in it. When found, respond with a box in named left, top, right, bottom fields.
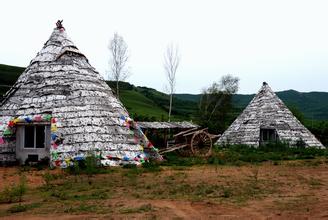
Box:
left=1, top=0, right=328, bottom=94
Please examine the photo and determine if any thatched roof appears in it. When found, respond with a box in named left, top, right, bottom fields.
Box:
left=217, top=82, right=324, bottom=147
left=0, top=22, right=161, bottom=166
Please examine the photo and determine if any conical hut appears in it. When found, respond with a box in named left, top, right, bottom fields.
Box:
left=0, top=21, right=161, bottom=167
left=217, top=82, right=324, bottom=148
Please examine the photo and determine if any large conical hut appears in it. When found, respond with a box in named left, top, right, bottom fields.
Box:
left=0, top=21, right=161, bottom=167
left=217, top=82, right=324, bottom=148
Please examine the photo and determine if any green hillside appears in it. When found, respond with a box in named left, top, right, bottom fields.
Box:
left=173, top=93, right=200, bottom=102
left=230, top=90, right=328, bottom=120
left=0, top=64, right=25, bottom=94
left=106, top=82, right=197, bottom=121
left=119, top=89, right=168, bottom=121
left=2, top=63, right=328, bottom=121
left=276, top=90, right=328, bottom=120
left=175, top=91, right=328, bottom=120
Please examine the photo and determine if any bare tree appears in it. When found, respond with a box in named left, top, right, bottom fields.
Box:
left=108, top=32, right=129, bottom=98
left=164, top=44, right=180, bottom=122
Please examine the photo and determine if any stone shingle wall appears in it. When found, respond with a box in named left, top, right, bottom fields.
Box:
left=0, top=27, right=160, bottom=166
left=217, top=83, right=324, bottom=148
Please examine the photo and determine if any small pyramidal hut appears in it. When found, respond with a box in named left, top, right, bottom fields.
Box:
left=0, top=21, right=161, bottom=167
left=217, top=82, right=324, bottom=148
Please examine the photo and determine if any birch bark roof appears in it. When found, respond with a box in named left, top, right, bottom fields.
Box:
left=0, top=24, right=151, bottom=164
left=217, top=82, right=324, bottom=147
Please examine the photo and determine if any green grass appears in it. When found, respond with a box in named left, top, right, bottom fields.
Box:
left=159, top=143, right=328, bottom=168
left=7, top=203, right=41, bottom=214
left=136, top=86, right=197, bottom=121
left=0, top=174, right=27, bottom=204
left=207, top=144, right=328, bottom=165
left=120, top=90, right=169, bottom=121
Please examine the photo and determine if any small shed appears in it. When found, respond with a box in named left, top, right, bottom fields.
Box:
left=217, top=82, right=324, bottom=147
left=137, top=121, right=199, bottom=148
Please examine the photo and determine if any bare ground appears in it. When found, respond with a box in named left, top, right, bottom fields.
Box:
left=0, top=160, right=328, bottom=219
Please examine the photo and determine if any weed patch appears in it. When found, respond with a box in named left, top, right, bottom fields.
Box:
left=0, top=174, right=27, bottom=204
left=7, top=202, right=41, bottom=213
left=63, top=202, right=98, bottom=213
left=41, top=172, right=64, bottom=190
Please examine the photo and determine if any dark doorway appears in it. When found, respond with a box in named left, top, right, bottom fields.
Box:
left=260, top=128, right=277, bottom=145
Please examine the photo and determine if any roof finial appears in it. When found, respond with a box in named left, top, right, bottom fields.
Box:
left=56, top=20, right=64, bottom=30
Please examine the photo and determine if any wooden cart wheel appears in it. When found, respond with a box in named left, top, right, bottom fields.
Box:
left=176, top=135, right=192, bottom=157
left=191, top=131, right=212, bottom=157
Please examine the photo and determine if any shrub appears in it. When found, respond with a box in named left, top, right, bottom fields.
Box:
left=161, top=153, right=206, bottom=166
left=66, top=154, right=102, bottom=176
left=66, top=160, right=81, bottom=176
left=42, top=172, right=63, bottom=190
left=84, top=155, right=100, bottom=175
left=0, top=175, right=27, bottom=203
left=7, top=204, right=27, bottom=213
left=142, top=160, right=162, bottom=172
left=122, top=164, right=137, bottom=169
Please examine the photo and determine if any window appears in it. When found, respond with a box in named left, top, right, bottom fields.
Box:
left=260, top=128, right=277, bottom=144
left=23, top=125, right=46, bottom=148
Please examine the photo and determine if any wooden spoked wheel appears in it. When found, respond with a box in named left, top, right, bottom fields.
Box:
left=191, top=131, right=212, bottom=157
left=176, top=135, right=192, bottom=157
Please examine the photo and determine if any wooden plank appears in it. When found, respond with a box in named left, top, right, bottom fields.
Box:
left=159, top=144, right=188, bottom=154
left=173, top=127, right=198, bottom=138
left=182, top=128, right=208, bottom=137
left=16, top=122, right=51, bottom=125
left=209, top=134, right=221, bottom=139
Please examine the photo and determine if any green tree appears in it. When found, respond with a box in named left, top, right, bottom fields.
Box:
left=196, top=74, right=239, bottom=134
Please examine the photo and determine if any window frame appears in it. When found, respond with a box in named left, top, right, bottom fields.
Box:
left=260, top=128, right=278, bottom=145
left=16, top=123, right=51, bottom=149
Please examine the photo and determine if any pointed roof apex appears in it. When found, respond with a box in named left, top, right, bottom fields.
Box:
left=56, top=20, right=65, bottom=30
left=29, top=21, right=87, bottom=64
left=259, top=82, right=272, bottom=94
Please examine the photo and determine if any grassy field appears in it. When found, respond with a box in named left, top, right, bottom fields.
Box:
left=0, top=146, right=328, bottom=219
left=120, top=90, right=169, bottom=121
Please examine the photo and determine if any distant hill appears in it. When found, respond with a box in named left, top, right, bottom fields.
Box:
left=1, top=63, right=328, bottom=120
left=0, top=64, right=25, bottom=95
left=106, top=81, right=197, bottom=121
left=175, top=91, right=328, bottom=120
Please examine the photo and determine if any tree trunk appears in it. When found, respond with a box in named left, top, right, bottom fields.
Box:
left=168, top=93, right=173, bottom=122
left=116, top=80, right=119, bottom=98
